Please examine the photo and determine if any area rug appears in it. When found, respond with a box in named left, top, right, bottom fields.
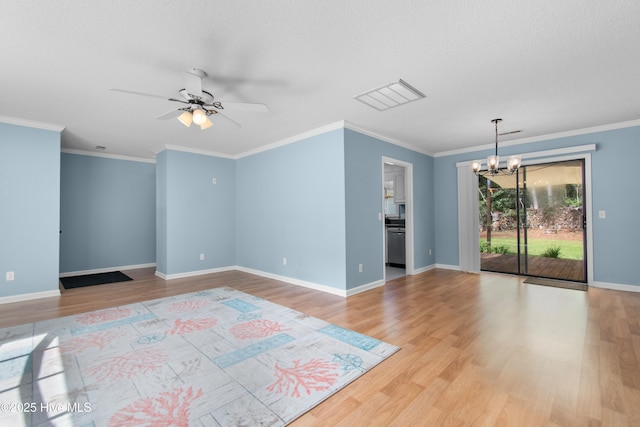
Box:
left=523, top=277, right=588, bottom=291
left=59, top=271, right=133, bottom=289
left=0, top=287, right=399, bottom=426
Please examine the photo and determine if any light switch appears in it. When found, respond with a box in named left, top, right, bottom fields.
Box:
left=598, top=210, right=606, bottom=219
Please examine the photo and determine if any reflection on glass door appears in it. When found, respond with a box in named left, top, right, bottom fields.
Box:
left=479, top=159, right=586, bottom=282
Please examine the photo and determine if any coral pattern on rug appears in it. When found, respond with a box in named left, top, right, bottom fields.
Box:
left=87, top=348, right=167, bottom=382
left=61, top=329, right=127, bottom=353
left=0, top=287, right=399, bottom=426
left=268, top=359, right=340, bottom=398
left=108, top=386, right=203, bottom=427
left=230, top=318, right=291, bottom=339
left=166, top=317, right=218, bottom=335
left=75, top=307, right=131, bottom=324
left=167, top=299, right=211, bottom=312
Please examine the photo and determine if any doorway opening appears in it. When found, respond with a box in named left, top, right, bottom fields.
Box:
left=382, top=158, right=413, bottom=281
left=479, top=159, right=587, bottom=282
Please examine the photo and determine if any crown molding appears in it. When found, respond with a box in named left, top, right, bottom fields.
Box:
left=156, top=144, right=236, bottom=159
left=61, top=148, right=156, bottom=163
left=343, top=121, right=434, bottom=156
left=0, top=115, right=65, bottom=132
left=235, top=121, right=347, bottom=159
left=235, top=120, right=434, bottom=159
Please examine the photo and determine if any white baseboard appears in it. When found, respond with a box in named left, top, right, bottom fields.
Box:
left=435, top=263, right=461, bottom=271
left=0, top=289, right=60, bottom=305
left=345, top=279, right=385, bottom=297
left=160, top=264, right=385, bottom=298
left=60, top=263, right=156, bottom=278
left=157, top=264, right=444, bottom=298
left=412, top=264, right=436, bottom=275
left=236, top=266, right=348, bottom=297
left=591, top=281, right=640, bottom=293
left=156, top=266, right=236, bottom=280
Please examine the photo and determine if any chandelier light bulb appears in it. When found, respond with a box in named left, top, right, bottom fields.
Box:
left=471, top=160, right=482, bottom=174
left=487, top=155, right=499, bottom=172
left=508, top=155, right=522, bottom=173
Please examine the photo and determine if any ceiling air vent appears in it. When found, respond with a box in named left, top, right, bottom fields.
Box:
left=354, top=79, right=426, bottom=111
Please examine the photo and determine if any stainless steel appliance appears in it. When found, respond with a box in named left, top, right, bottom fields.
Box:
left=386, top=218, right=405, bottom=267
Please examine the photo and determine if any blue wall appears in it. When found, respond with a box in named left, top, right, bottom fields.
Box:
left=344, top=129, right=435, bottom=289
left=589, top=129, right=640, bottom=286
left=59, top=153, right=156, bottom=273
left=236, top=129, right=347, bottom=289
left=156, top=149, right=236, bottom=276
left=434, top=125, right=640, bottom=287
left=234, top=127, right=435, bottom=291
left=156, top=151, right=168, bottom=275
left=0, top=123, right=60, bottom=297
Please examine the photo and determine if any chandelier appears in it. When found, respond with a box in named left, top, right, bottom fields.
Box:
left=471, top=119, right=521, bottom=176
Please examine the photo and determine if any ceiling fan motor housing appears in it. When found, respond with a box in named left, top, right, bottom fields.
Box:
left=179, top=88, right=215, bottom=105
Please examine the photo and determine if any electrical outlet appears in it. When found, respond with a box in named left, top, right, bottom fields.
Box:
left=200, top=253, right=205, bottom=261
left=429, top=249, right=432, bottom=255
left=6, top=271, right=15, bottom=281
left=283, top=257, right=287, bottom=266
left=358, top=264, right=363, bottom=273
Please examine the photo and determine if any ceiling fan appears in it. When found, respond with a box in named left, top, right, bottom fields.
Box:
left=109, top=68, right=269, bottom=129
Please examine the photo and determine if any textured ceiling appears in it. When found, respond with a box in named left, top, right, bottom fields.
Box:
left=2, top=0, right=639, bottom=159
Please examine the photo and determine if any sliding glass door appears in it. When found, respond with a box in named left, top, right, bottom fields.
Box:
left=479, top=159, right=586, bottom=282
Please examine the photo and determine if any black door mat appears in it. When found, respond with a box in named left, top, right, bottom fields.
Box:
left=523, top=277, right=588, bottom=291
left=60, top=271, right=133, bottom=289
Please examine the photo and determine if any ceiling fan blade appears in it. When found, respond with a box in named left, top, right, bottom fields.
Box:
left=217, top=111, right=242, bottom=128
left=154, top=109, right=183, bottom=120
left=204, top=76, right=286, bottom=87
left=167, top=97, right=190, bottom=104
left=108, top=88, right=169, bottom=100
left=220, top=102, right=269, bottom=112
left=181, top=72, right=202, bottom=97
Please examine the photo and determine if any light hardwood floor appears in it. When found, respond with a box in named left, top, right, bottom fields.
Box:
left=1, top=268, right=639, bottom=426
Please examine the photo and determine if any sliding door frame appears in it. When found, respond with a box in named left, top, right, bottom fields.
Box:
left=457, top=144, right=594, bottom=284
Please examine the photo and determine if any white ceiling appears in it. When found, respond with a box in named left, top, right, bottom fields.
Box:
left=2, top=0, right=640, bottom=160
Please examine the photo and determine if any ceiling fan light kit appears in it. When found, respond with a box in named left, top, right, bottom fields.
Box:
left=178, top=110, right=193, bottom=127
left=199, top=115, right=213, bottom=130
left=177, top=108, right=214, bottom=130
left=192, top=108, right=207, bottom=125
left=472, top=119, right=522, bottom=176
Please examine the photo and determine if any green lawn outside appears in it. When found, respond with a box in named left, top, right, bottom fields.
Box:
left=480, top=236, right=584, bottom=260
